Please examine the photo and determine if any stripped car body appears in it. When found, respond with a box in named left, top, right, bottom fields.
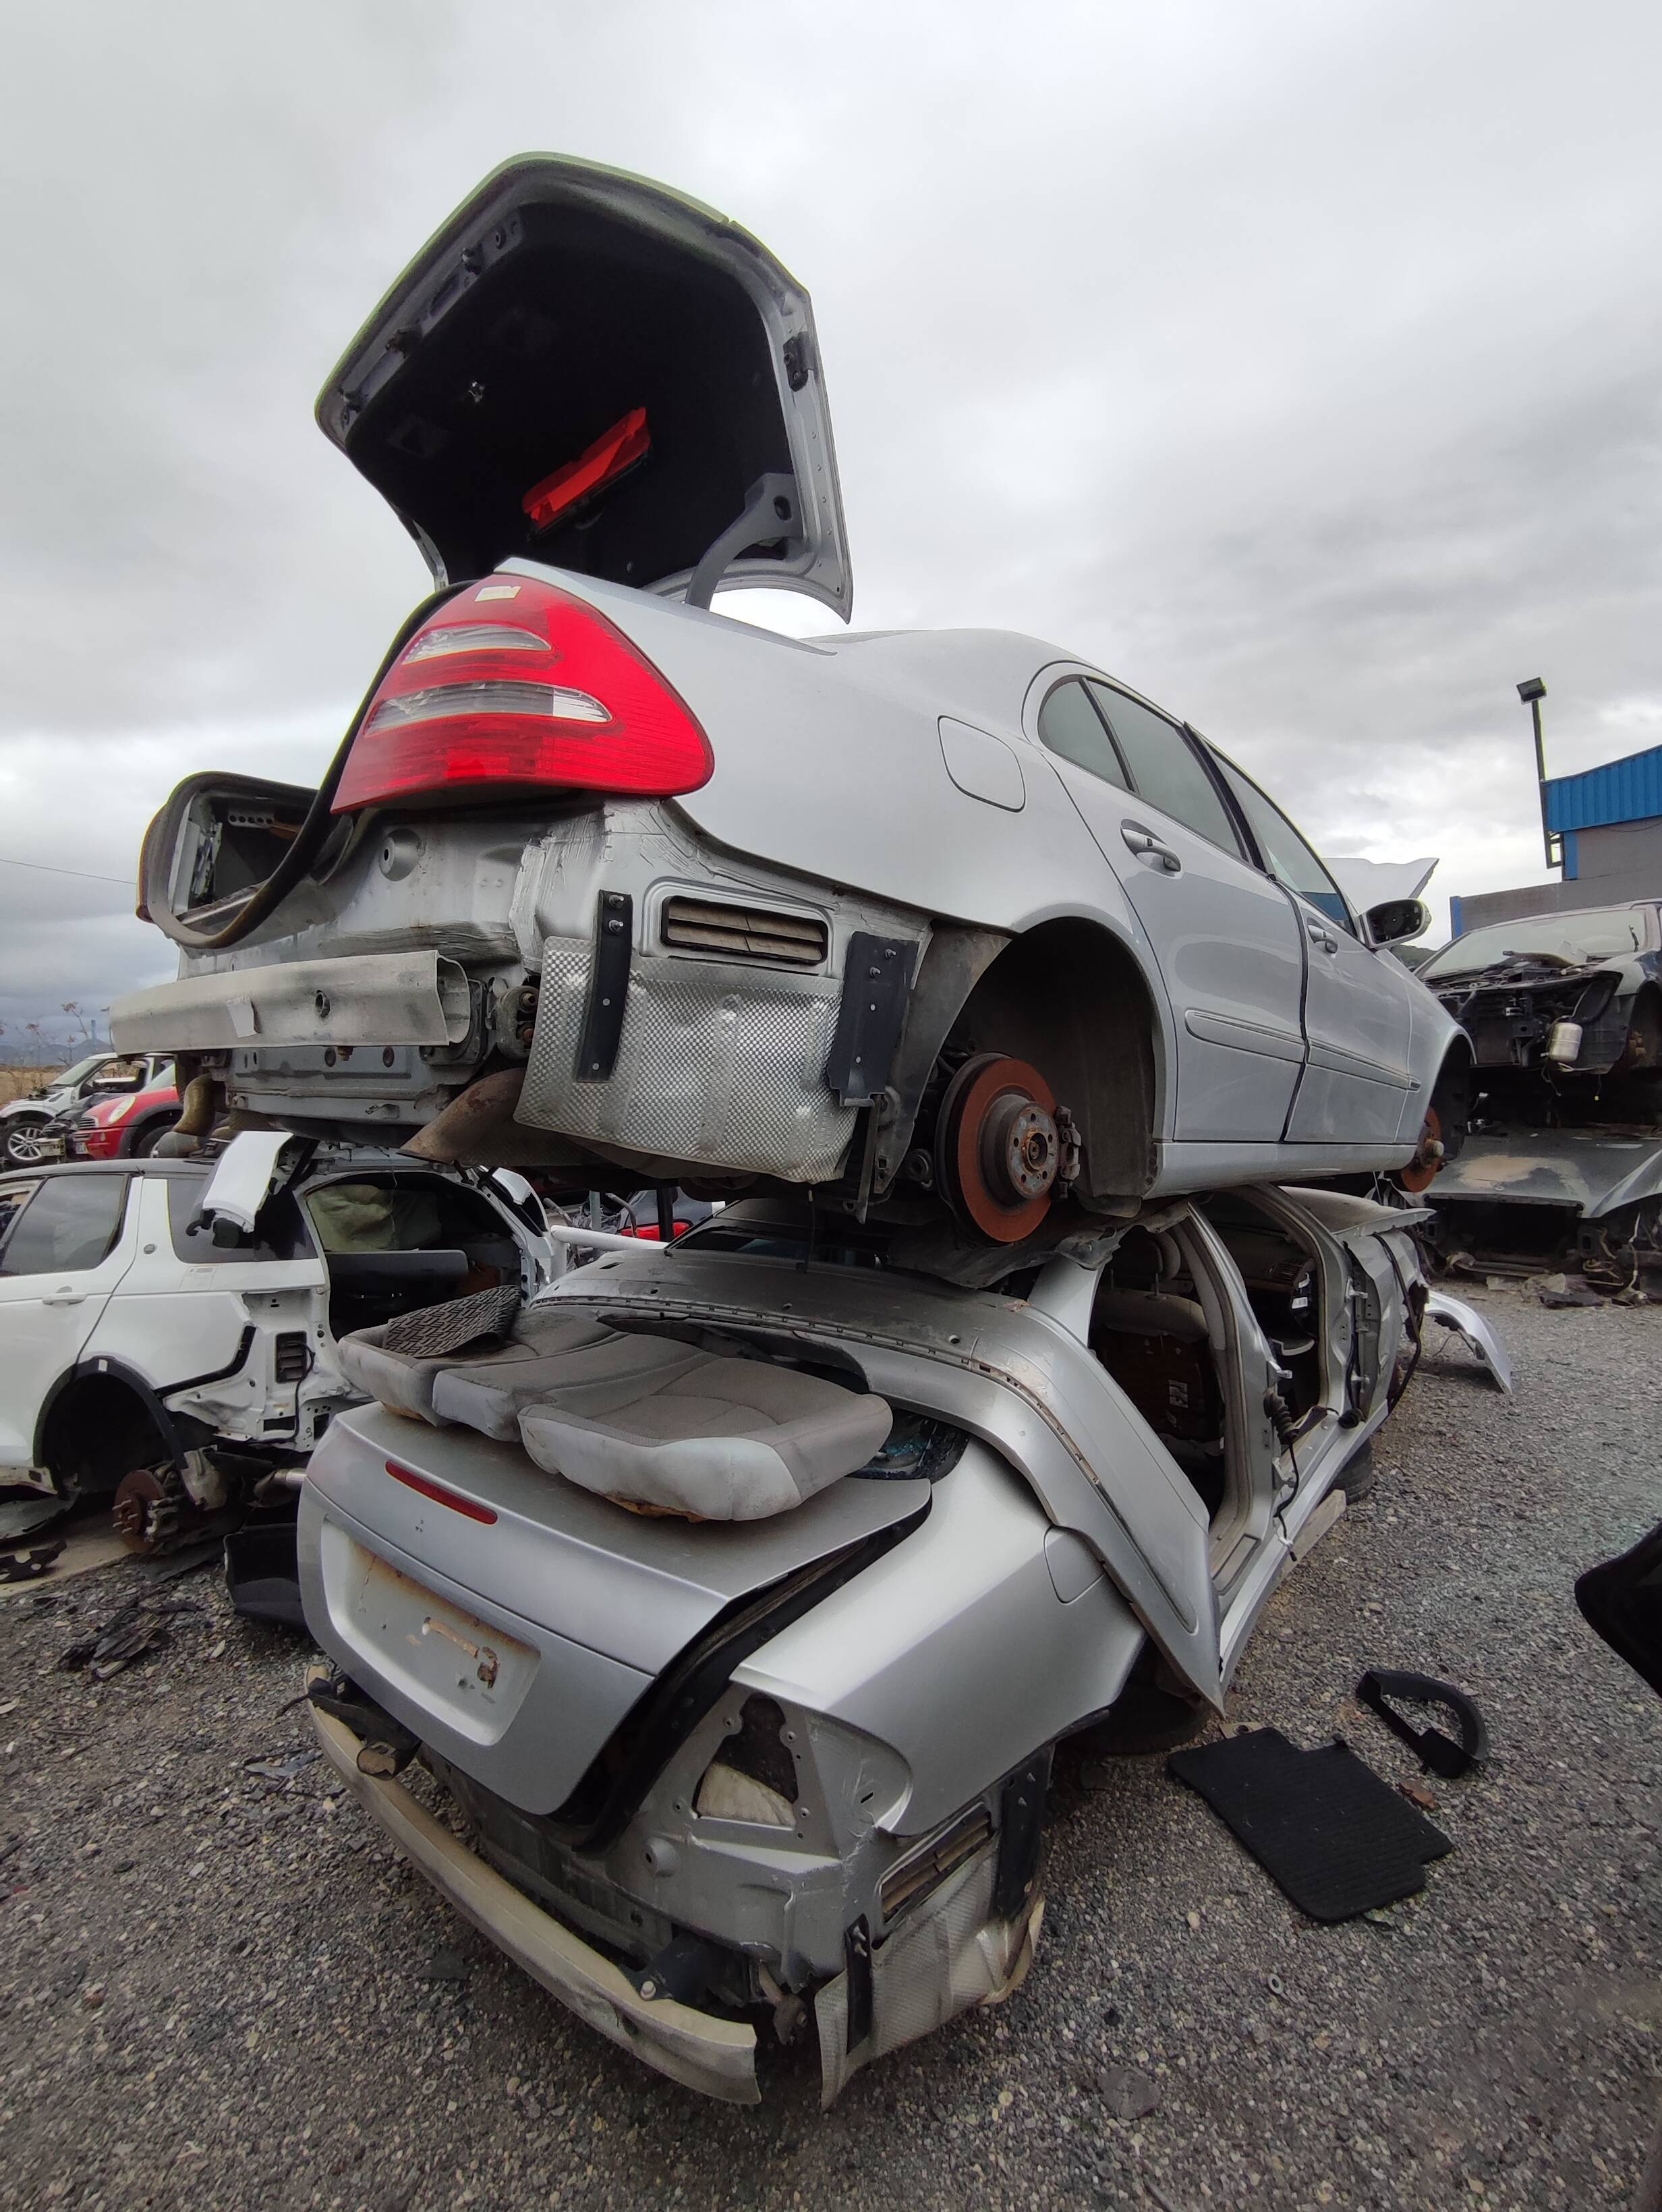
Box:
left=294, top=1182, right=1501, bottom=2101
left=111, top=156, right=1468, bottom=1272
left=0, top=1137, right=552, bottom=1542
left=1420, top=902, right=1661, bottom=1098
left=1416, top=903, right=1662, bottom=1271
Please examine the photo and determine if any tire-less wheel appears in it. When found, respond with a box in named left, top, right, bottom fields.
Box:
left=934, top=1054, right=1062, bottom=1242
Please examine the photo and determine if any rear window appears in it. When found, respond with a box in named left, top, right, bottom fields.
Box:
left=167, top=1177, right=287, bottom=1266
left=0, top=1176, right=129, bottom=1277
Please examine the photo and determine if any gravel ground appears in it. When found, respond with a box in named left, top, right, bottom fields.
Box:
left=2, top=1285, right=1659, bottom=2212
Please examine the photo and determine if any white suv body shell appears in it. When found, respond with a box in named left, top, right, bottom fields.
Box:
left=0, top=1145, right=553, bottom=1496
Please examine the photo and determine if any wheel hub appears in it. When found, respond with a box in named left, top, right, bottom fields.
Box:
left=112, top=1464, right=190, bottom=1558
left=1398, top=1105, right=1445, bottom=1194
left=936, top=1054, right=1061, bottom=1242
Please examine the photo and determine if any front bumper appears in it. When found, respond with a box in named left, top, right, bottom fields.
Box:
left=310, top=1697, right=760, bottom=2103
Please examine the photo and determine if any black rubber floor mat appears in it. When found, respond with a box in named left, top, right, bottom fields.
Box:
left=1168, top=1727, right=1452, bottom=1922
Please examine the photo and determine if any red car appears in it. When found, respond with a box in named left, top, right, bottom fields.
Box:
left=66, top=1075, right=181, bottom=1160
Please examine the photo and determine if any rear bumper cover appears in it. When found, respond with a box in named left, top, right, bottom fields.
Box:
left=309, top=1698, right=760, bottom=2103
left=111, top=950, right=473, bottom=1053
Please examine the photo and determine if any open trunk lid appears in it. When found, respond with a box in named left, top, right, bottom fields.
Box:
left=318, top=154, right=851, bottom=619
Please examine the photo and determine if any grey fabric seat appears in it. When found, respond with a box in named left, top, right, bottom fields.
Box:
left=518, top=1349, right=894, bottom=1521
left=337, top=1307, right=615, bottom=1426
left=432, top=1331, right=705, bottom=1442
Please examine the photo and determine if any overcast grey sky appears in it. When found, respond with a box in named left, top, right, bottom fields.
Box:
left=2, top=0, right=1659, bottom=1054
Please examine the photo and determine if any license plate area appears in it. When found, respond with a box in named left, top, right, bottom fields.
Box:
left=324, top=1525, right=538, bottom=1745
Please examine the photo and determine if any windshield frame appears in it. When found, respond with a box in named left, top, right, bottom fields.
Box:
left=1421, top=905, right=1654, bottom=981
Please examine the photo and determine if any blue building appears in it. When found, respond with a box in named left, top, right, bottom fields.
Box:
left=1450, top=737, right=1662, bottom=938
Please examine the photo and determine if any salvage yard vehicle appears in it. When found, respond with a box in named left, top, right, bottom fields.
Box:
left=1420, top=902, right=1661, bottom=1111
left=0, top=1138, right=553, bottom=1550
left=1416, top=902, right=1662, bottom=1273
left=111, top=156, right=1471, bottom=1279
left=63, top=1066, right=180, bottom=1159
left=1, top=1054, right=171, bottom=1167
left=298, top=1184, right=1505, bottom=2103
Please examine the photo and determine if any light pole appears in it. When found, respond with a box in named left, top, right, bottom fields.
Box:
left=1517, top=677, right=1559, bottom=871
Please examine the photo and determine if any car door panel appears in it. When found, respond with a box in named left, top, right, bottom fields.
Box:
left=1286, top=910, right=1420, bottom=1140
left=1207, top=749, right=1419, bottom=1146
left=1037, top=680, right=1307, bottom=1142
left=0, top=1176, right=141, bottom=1471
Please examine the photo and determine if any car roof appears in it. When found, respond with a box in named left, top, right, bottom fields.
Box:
left=0, top=1159, right=206, bottom=1189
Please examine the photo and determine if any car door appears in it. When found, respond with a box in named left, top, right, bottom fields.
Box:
left=1035, top=678, right=1308, bottom=1142
left=1208, top=751, right=1418, bottom=1142
left=0, top=1173, right=141, bottom=1472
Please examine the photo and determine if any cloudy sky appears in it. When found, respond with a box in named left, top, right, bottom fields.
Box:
left=1, top=0, right=1659, bottom=1056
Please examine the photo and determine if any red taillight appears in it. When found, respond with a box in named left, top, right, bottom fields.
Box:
left=384, top=1460, right=498, bottom=1525
left=332, top=576, right=713, bottom=813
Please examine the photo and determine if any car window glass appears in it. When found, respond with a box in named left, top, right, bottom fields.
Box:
left=0, top=1176, right=128, bottom=1277
left=1087, top=685, right=1244, bottom=855
left=1210, top=753, right=1353, bottom=933
left=1036, top=680, right=1130, bottom=791
left=167, top=1177, right=285, bottom=1265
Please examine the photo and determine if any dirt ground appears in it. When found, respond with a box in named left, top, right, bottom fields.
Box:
left=1, top=1285, right=1659, bottom=2211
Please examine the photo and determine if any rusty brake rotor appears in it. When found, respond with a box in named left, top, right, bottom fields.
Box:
left=934, top=1053, right=1061, bottom=1242
left=1398, top=1104, right=1445, bottom=1194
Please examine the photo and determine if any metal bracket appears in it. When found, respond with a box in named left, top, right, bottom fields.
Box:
left=627, top=1932, right=724, bottom=2006
left=825, top=934, right=917, bottom=1108
left=992, top=1750, right=1052, bottom=1921
left=685, top=472, right=802, bottom=611
left=842, top=1917, right=873, bottom=2051
left=575, top=891, right=633, bottom=1084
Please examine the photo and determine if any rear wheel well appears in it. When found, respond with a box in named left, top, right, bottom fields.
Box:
left=39, top=1374, right=173, bottom=1498
left=944, top=919, right=1159, bottom=1202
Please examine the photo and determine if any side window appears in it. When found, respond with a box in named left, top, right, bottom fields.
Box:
left=1037, top=680, right=1130, bottom=791
left=1211, top=753, right=1354, bottom=934
left=166, top=1177, right=285, bottom=1265
left=1087, top=685, right=1244, bottom=856
left=0, top=1177, right=129, bottom=1277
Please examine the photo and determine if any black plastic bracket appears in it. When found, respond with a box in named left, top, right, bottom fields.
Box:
left=1356, top=1668, right=1489, bottom=1779
left=843, top=1917, right=873, bottom=2051
left=627, top=1933, right=723, bottom=2006
left=825, top=934, right=917, bottom=1108
left=992, top=1749, right=1052, bottom=1920
left=575, top=890, right=633, bottom=1084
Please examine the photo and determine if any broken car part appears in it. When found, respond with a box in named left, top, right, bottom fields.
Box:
left=289, top=1177, right=1468, bottom=2099
left=1355, top=1668, right=1490, bottom=1780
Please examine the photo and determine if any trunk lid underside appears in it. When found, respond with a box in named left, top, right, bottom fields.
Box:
left=318, top=154, right=851, bottom=618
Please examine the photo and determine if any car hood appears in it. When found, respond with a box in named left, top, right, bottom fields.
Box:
left=318, top=154, right=851, bottom=620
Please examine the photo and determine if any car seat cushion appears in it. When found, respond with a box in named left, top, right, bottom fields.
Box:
left=518, top=1352, right=894, bottom=1520
left=338, top=1308, right=614, bottom=1425
left=432, top=1330, right=704, bottom=1441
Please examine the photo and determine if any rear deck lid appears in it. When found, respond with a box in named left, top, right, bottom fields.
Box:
left=318, top=155, right=852, bottom=619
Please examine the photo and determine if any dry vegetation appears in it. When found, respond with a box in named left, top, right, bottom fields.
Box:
left=0, top=1067, right=57, bottom=1104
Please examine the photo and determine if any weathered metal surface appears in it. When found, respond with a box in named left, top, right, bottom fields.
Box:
left=1427, top=1128, right=1662, bottom=1219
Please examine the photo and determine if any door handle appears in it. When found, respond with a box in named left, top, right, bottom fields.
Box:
left=1306, top=919, right=1339, bottom=955
left=1121, top=821, right=1182, bottom=874
left=43, top=1289, right=88, bottom=1307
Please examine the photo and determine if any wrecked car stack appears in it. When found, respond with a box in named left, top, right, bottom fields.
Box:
left=294, top=1187, right=1499, bottom=2102
left=96, top=153, right=1515, bottom=2101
